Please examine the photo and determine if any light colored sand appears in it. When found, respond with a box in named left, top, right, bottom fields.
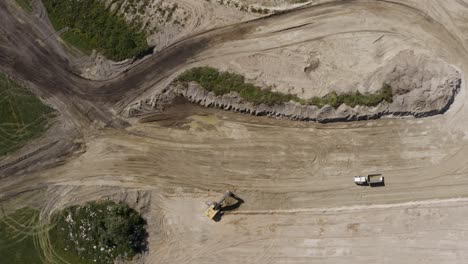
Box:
left=3, top=0, right=468, bottom=263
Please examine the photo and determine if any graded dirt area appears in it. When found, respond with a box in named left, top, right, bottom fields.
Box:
left=3, top=0, right=468, bottom=263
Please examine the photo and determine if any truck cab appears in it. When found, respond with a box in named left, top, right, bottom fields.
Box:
left=354, top=176, right=367, bottom=185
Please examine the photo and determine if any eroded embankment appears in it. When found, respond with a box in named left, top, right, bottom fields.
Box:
left=126, top=52, right=462, bottom=123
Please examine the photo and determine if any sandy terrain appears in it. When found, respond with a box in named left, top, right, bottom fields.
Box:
left=77, top=0, right=261, bottom=80
left=3, top=0, right=468, bottom=263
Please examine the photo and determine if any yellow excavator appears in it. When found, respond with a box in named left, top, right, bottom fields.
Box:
left=205, top=191, right=232, bottom=220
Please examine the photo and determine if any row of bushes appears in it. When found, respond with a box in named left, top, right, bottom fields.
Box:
left=300, top=84, right=393, bottom=108
left=177, top=67, right=393, bottom=108
left=43, top=0, right=149, bottom=61
left=177, top=66, right=297, bottom=106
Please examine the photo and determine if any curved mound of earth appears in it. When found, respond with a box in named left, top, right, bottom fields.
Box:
left=126, top=51, right=461, bottom=122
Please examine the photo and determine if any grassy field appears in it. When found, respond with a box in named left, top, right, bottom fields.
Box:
left=177, top=67, right=393, bottom=107
left=42, top=0, right=149, bottom=61
left=15, top=0, right=33, bottom=12
left=0, top=73, right=54, bottom=156
left=49, top=200, right=148, bottom=264
left=0, top=207, right=45, bottom=264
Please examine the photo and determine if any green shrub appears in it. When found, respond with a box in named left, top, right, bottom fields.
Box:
left=49, top=200, right=148, bottom=264
left=42, top=0, right=149, bottom=61
left=177, top=67, right=393, bottom=108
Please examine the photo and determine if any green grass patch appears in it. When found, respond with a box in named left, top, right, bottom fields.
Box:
left=177, top=67, right=393, bottom=108
left=15, top=0, right=33, bottom=12
left=49, top=200, right=148, bottom=264
left=0, top=207, right=45, bottom=264
left=0, top=73, right=54, bottom=156
left=42, top=0, right=149, bottom=61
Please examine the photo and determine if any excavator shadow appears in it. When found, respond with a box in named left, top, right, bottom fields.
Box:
left=213, top=192, right=244, bottom=222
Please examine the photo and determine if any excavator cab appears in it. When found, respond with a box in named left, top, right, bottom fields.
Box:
left=204, top=203, right=221, bottom=219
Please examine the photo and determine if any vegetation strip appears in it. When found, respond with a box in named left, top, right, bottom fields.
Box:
left=0, top=73, right=54, bottom=156
left=49, top=200, right=148, bottom=264
left=177, top=67, right=393, bottom=108
left=42, top=0, right=149, bottom=61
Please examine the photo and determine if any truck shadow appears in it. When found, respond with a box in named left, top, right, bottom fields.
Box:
left=359, top=182, right=385, bottom=187
left=370, top=180, right=385, bottom=187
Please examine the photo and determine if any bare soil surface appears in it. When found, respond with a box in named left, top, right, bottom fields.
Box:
left=73, top=0, right=261, bottom=80
left=3, top=0, right=468, bottom=263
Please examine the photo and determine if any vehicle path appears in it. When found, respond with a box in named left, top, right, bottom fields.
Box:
left=2, top=0, right=468, bottom=263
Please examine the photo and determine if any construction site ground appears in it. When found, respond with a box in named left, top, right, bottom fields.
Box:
left=3, top=0, right=468, bottom=263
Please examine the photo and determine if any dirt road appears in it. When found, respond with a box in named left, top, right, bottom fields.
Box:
left=2, top=0, right=468, bottom=263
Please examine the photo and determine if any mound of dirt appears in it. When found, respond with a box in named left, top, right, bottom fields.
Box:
left=126, top=51, right=461, bottom=122
left=370, top=51, right=461, bottom=114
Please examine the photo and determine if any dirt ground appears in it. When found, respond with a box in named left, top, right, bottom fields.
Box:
left=3, top=0, right=468, bottom=263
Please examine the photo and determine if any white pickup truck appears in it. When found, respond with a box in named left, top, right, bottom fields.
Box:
left=354, top=174, right=384, bottom=186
